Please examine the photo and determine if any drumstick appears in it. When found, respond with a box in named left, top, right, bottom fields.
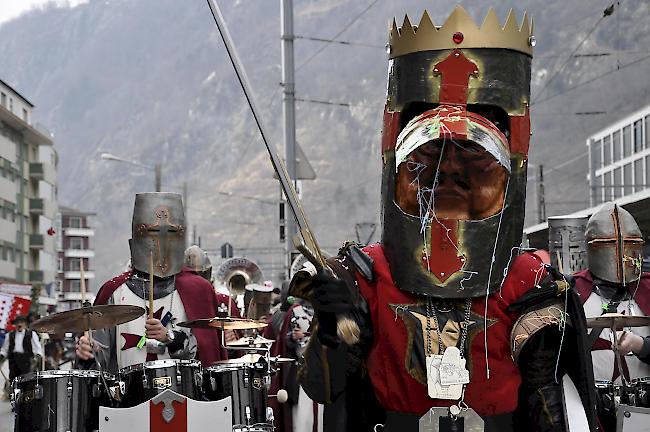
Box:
left=137, top=251, right=154, bottom=350
left=80, top=260, right=90, bottom=341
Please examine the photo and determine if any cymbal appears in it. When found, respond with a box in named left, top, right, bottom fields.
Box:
left=586, top=313, right=650, bottom=329
left=214, top=354, right=294, bottom=365
left=215, top=354, right=262, bottom=365
left=32, top=305, right=145, bottom=333
left=270, top=356, right=294, bottom=364
left=227, top=336, right=275, bottom=347
left=177, top=317, right=268, bottom=331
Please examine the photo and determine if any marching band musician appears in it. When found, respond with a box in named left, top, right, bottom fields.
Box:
left=76, top=192, right=228, bottom=372
left=184, top=244, right=239, bottom=343
left=573, top=203, right=650, bottom=380
left=291, top=6, right=597, bottom=432
left=572, top=203, right=650, bottom=430
left=0, top=315, right=43, bottom=383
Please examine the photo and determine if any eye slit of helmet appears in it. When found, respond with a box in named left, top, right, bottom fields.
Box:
left=466, top=104, right=510, bottom=139
left=399, top=102, right=438, bottom=129
left=589, top=237, right=645, bottom=244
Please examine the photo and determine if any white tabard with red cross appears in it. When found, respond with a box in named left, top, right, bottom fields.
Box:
left=584, top=292, right=650, bottom=383
left=111, top=284, right=190, bottom=369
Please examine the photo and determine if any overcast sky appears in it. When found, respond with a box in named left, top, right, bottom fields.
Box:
left=0, top=0, right=87, bottom=25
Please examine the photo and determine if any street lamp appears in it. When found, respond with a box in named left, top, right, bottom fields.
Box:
left=100, top=153, right=161, bottom=192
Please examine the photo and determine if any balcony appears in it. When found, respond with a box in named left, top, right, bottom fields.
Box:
left=29, top=198, right=56, bottom=218
left=29, top=270, right=43, bottom=283
left=64, top=271, right=95, bottom=280
left=29, top=162, right=56, bottom=185
left=64, top=227, right=94, bottom=237
left=29, top=234, right=54, bottom=251
left=64, top=249, right=95, bottom=258
left=0, top=176, right=16, bottom=203
left=60, top=292, right=94, bottom=301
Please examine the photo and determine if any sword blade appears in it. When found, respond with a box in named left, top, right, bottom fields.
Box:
left=205, top=0, right=325, bottom=270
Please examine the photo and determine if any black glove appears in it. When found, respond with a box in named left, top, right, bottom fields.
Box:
left=311, top=270, right=352, bottom=348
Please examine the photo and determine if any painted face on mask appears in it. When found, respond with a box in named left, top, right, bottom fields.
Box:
left=395, top=138, right=508, bottom=221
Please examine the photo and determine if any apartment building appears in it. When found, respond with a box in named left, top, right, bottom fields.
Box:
left=56, top=206, right=95, bottom=309
left=0, top=79, right=58, bottom=307
left=588, top=105, right=650, bottom=206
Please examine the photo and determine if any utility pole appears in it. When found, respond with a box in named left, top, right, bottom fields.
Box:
left=281, top=0, right=297, bottom=278
left=182, top=181, right=189, bottom=246
left=154, top=164, right=162, bottom=192
left=537, top=164, right=546, bottom=223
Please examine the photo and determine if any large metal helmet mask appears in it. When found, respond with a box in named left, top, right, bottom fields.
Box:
left=381, top=7, right=534, bottom=298
left=131, top=192, right=186, bottom=278
left=586, top=202, right=643, bottom=285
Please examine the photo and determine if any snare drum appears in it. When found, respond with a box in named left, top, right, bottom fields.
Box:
left=13, top=369, right=115, bottom=432
left=202, top=364, right=272, bottom=430
left=118, top=359, right=202, bottom=407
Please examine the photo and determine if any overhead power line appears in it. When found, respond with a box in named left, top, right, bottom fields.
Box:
left=295, top=35, right=384, bottom=49
left=296, top=0, right=381, bottom=71
left=532, top=52, right=650, bottom=106
left=295, top=97, right=378, bottom=109
left=532, top=2, right=616, bottom=103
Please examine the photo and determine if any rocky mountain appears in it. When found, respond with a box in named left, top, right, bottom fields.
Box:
left=0, top=0, right=648, bottom=288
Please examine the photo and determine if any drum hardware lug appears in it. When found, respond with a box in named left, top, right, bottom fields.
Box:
left=210, top=376, right=217, bottom=391
left=194, top=372, right=202, bottom=388
left=266, top=407, right=274, bottom=422
left=67, top=381, right=73, bottom=397
left=35, top=384, right=44, bottom=400
left=118, top=381, right=125, bottom=397
left=142, top=374, right=148, bottom=389
left=177, top=371, right=182, bottom=385
left=92, top=383, right=101, bottom=398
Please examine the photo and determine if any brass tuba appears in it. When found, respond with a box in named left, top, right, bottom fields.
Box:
left=215, top=257, right=263, bottom=296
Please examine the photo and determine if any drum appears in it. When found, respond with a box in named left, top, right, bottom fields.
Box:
left=12, top=369, right=115, bottom=432
left=595, top=380, right=619, bottom=432
left=202, top=364, right=272, bottom=430
left=635, top=378, right=650, bottom=408
left=118, top=359, right=202, bottom=407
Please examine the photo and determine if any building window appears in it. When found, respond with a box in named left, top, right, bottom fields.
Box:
left=623, top=126, right=632, bottom=158
left=604, top=171, right=612, bottom=201
left=70, top=280, right=81, bottom=292
left=603, top=135, right=612, bottom=165
left=613, top=130, right=621, bottom=162
left=22, top=108, right=27, bottom=123
left=69, top=258, right=81, bottom=271
left=634, top=120, right=644, bottom=152
left=58, top=258, right=63, bottom=271
left=613, top=167, right=622, bottom=199
left=68, top=216, right=82, bottom=228
left=8, top=98, right=12, bottom=112
left=69, top=237, right=83, bottom=250
left=635, top=159, right=644, bottom=193
left=624, top=163, right=633, bottom=195
left=591, top=139, right=602, bottom=170
left=0, top=93, right=5, bottom=107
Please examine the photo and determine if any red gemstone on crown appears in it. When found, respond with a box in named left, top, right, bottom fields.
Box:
left=453, top=32, right=464, bottom=44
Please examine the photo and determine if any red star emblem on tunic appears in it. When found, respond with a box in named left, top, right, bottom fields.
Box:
left=120, top=306, right=165, bottom=362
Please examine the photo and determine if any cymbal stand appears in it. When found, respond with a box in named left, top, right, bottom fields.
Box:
left=611, top=325, right=629, bottom=389
left=83, top=303, right=116, bottom=403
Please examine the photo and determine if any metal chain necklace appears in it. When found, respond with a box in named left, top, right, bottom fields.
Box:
left=426, top=297, right=473, bottom=356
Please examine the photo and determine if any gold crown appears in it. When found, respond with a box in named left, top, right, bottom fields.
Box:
left=388, top=6, right=534, bottom=59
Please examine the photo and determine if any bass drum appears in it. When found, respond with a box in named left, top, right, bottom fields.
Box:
left=202, top=364, right=272, bottom=431
left=12, top=369, right=115, bottom=432
left=118, top=359, right=202, bottom=407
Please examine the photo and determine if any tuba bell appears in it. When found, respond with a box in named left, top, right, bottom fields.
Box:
left=215, top=257, right=263, bottom=296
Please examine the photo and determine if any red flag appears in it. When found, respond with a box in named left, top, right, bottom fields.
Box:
left=0, top=294, right=31, bottom=331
